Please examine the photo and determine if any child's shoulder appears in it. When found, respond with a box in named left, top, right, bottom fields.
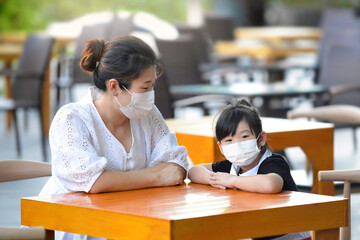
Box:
left=260, top=153, right=290, bottom=169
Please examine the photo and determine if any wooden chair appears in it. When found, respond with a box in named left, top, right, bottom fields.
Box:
left=0, top=34, right=54, bottom=160
left=287, top=105, right=360, bottom=124
left=0, top=160, right=51, bottom=240
left=288, top=105, right=360, bottom=190
left=319, top=169, right=360, bottom=240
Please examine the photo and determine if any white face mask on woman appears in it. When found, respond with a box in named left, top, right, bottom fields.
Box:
left=114, top=87, right=154, bottom=119
left=221, top=135, right=261, bottom=167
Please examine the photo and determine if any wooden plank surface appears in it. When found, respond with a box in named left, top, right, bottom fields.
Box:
left=21, top=184, right=346, bottom=240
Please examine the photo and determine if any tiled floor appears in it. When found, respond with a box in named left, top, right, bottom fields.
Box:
left=1, top=103, right=360, bottom=238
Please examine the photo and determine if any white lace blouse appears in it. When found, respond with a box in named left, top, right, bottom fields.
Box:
left=40, top=87, right=188, bottom=196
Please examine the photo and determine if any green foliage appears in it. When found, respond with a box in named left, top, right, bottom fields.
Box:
left=0, top=0, right=188, bottom=32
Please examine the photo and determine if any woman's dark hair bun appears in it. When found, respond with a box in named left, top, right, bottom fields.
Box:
left=80, top=39, right=106, bottom=72
left=237, top=98, right=252, bottom=107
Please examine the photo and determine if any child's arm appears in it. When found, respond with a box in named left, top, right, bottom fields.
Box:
left=210, top=172, right=284, bottom=194
left=188, top=164, right=213, bottom=185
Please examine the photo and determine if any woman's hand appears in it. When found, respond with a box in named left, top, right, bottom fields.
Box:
left=156, top=163, right=186, bottom=187
left=209, top=172, right=235, bottom=189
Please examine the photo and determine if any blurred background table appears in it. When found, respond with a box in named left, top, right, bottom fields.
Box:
left=234, top=26, right=321, bottom=42
left=170, top=82, right=328, bottom=117
left=214, top=40, right=318, bottom=62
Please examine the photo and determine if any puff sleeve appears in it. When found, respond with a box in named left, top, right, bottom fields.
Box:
left=49, top=105, right=107, bottom=193
left=145, top=106, right=189, bottom=170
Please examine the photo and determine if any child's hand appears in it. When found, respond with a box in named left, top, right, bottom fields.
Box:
left=209, top=172, right=235, bottom=189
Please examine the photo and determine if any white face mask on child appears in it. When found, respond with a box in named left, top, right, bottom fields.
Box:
left=221, top=135, right=261, bottom=167
left=114, top=87, right=154, bottom=119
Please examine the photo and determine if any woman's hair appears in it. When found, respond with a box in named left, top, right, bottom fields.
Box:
left=215, top=99, right=268, bottom=152
left=80, top=36, right=162, bottom=91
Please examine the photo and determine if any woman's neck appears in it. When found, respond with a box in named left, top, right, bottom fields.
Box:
left=93, top=93, right=129, bottom=130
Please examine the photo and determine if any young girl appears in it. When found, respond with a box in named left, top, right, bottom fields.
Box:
left=188, top=99, right=311, bottom=240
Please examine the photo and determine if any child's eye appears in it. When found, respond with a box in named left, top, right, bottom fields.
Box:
left=225, top=139, right=232, bottom=142
left=242, top=135, right=249, bottom=139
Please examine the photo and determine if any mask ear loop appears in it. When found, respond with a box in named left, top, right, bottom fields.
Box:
left=113, top=92, right=123, bottom=107
left=123, top=87, right=132, bottom=95
left=256, top=133, right=262, bottom=151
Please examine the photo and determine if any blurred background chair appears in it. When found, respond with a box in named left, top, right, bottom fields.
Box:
left=319, top=169, right=360, bottom=240
left=287, top=105, right=360, bottom=185
left=0, top=160, right=51, bottom=240
left=175, top=24, right=213, bottom=67
left=55, top=23, right=108, bottom=107
left=156, top=35, right=204, bottom=87
left=287, top=105, right=360, bottom=124
left=106, top=13, right=134, bottom=40
left=154, top=71, right=232, bottom=119
left=309, top=41, right=360, bottom=147
left=0, top=34, right=54, bottom=160
left=204, top=14, right=235, bottom=43
left=155, top=35, right=235, bottom=117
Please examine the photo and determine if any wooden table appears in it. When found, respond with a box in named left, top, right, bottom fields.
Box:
left=235, top=26, right=321, bottom=42
left=166, top=117, right=334, bottom=196
left=21, top=184, right=347, bottom=240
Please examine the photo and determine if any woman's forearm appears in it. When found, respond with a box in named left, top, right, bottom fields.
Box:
left=89, top=162, right=185, bottom=193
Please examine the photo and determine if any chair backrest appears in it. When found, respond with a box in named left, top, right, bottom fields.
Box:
left=318, top=41, right=360, bottom=106
left=287, top=105, right=360, bottom=124
left=155, top=35, right=203, bottom=86
left=319, top=169, right=360, bottom=240
left=154, top=71, right=175, bottom=119
left=106, top=14, right=134, bottom=40
left=204, top=14, right=235, bottom=42
left=0, top=160, right=51, bottom=240
left=0, top=160, right=51, bottom=182
left=321, top=8, right=359, bottom=30
left=71, top=23, right=108, bottom=85
left=12, top=34, right=54, bottom=106
left=176, top=24, right=212, bottom=64
left=314, top=8, right=360, bottom=83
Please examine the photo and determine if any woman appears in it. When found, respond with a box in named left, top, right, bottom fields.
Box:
left=40, top=36, right=188, bottom=240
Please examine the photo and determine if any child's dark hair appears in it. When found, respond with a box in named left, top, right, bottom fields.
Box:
left=215, top=99, right=268, bottom=152
left=80, top=36, right=162, bottom=91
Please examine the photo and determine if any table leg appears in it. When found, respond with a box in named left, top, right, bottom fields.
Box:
left=301, top=128, right=334, bottom=196
left=313, top=228, right=339, bottom=240
left=45, top=229, right=54, bottom=240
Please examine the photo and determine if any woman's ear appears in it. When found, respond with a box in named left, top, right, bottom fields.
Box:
left=107, top=79, right=119, bottom=95
left=217, top=141, right=225, bottom=156
left=259, top=131, right=267, bottom=147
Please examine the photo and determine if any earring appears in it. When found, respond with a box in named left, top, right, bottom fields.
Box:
left=113, top=92, right=117, bottom=96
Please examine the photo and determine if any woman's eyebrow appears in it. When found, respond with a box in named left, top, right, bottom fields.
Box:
left=142, top=79, right=155, bottom=84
